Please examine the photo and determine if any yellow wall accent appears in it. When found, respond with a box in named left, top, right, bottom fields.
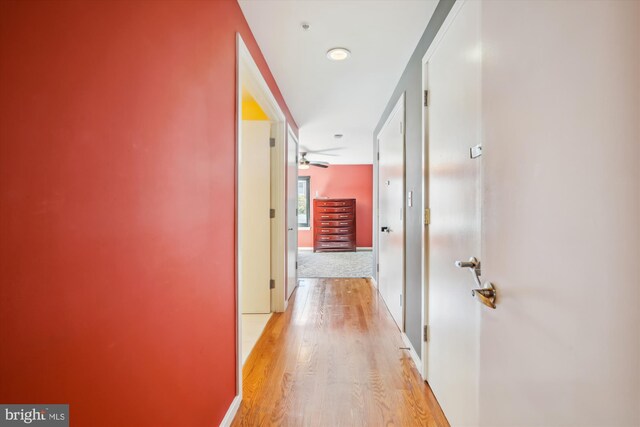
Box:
left=242, top=88, right=270, bottom=120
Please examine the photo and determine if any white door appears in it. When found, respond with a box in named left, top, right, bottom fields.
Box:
left=240, top=120, right=271, bottom=314
left=285, top=128, right=298, bottom=300
left=426, top=1, right=481, bottom=425
left=378, top=95, right=405, bottom=330
left=479, top=1, right=640, bottom=425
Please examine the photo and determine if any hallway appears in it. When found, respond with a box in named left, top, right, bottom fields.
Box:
left=232, top=278, right=447, bottom=426
left=1, top=1, right=639, bottom=425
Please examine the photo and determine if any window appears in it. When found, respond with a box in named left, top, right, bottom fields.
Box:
left=298, top=176, right=310, bottom=228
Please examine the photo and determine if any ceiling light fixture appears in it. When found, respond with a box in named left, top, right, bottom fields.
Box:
left=298, top=164, right=310, bottom=170
left=334, top=134, right=344, bottom=139
left=326, top=48, right=351, bottom=61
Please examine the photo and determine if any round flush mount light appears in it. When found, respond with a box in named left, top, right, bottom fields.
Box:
left=326, top=47, right=351, bottom=61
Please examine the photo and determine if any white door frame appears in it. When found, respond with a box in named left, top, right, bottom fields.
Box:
left=419, top=0, right=467, bottom=381
left=234, top=33, right=287, bottom=405
left=375, top=92, right=406, bottom=331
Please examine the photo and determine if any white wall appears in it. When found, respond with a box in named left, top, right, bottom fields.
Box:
left=480, top=1, right=640, bottom=425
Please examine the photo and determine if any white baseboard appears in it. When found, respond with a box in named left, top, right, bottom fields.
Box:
left=402, top=333, right=424, bottom=379
left=219, top=395, right=241, bottom=427
left=369, top=276, right=378, bottom=289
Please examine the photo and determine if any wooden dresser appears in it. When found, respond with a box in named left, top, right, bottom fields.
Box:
left=313, top=198, right=356, bottom=252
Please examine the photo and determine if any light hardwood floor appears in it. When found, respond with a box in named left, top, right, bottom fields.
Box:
left=232, top=278, right=449, bottom=427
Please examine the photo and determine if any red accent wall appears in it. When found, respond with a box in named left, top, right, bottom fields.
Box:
left=299, top=165, right=373, bottom=248
left=0, top=1, right=296, bottom=426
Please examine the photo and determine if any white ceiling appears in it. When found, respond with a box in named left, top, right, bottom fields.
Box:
left=238, top=0, right=438, bottom=164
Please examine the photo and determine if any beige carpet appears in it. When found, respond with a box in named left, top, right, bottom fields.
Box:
left=298, top=250, right=374, bottom=278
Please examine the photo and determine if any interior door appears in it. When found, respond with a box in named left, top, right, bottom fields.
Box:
left=286, top=128, right=298, bottom=300
left=378, top=95, right=405, bottom=330
left=478, top=1, right=640, bottom=425
left=426, top=1, right=481, bottom=425
left=240, top=120, right=272, bottom=313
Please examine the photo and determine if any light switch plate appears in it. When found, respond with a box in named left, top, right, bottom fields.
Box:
left=470, top=144, right=482, bottom=159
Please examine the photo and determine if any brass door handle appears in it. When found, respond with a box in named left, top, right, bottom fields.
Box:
left=456, top=257, right=497, bottom=309
left=472, top=283, right=497, bottom=309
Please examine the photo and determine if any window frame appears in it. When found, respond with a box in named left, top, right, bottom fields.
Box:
left=297, top=176, right=311, bottom=228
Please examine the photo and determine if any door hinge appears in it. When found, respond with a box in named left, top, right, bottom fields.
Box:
left=400, top=121, right=403, bottom=134
left=270, top=208, right=276, bottom=219
left=269, top=138, right=276, bottom=147
left=377, top=152, right=380, bottom=161
left=270, top=279, right=275, bottom=289
left=424, top=208, right=431, bottom=225
left=424, top=90, right=429, bottom=107
left=295, top=261, right=298, bottom=269
left=424, top=325, right=430, bottom=342
left=400, top=294, right=402, bottom=307
left=376, top=263, right=379, bottom=272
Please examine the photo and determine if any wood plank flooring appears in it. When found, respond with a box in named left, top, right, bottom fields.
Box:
left=232, top=278, right=449, bottom=427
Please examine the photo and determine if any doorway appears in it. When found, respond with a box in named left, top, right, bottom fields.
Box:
left=296, top=162, right=375, bottom=279
left=235, top=34, right=289, bottom=389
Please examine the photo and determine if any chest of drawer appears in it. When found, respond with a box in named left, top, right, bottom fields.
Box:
left=316, top=234, right=354, bottom=242
left=313, top=198, right=356, bottom=252
left=316, top=206, right=353, bottom=213
left=315, top=200, right=354, bottom=207
left=316, top=219, right=354, bottom=228
left=315, top=241, right=355, bottom=250
left=316, top=227, right=352, bottom=235
left=316, top=213, right=354, bottom=221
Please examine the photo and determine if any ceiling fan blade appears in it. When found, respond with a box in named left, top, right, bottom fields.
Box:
left=310, top=162, right=329, bottom=168
left=307, top=152, right=339, bottom=157
left=306, top=147, right=344, bottom=153
left=300, top=147, right=344, bottom=155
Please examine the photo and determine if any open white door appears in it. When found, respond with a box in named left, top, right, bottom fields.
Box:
left=240, top=120, right=272, bottom=314
left=377, top=95, right=405, bottom=330
left=425, top=1, right=481, bottom=425
left=285, top=127, right=298, bottom=300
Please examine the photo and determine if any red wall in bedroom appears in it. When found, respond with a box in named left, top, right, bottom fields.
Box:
left=299, top=165, right=373, bottom=248
left=0, top=1, right=296, bottom=426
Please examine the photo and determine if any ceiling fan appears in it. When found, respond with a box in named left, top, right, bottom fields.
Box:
left=299, top=152, right=329, bottom=169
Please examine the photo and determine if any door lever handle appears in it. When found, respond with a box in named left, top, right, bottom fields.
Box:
left=455, top=257, right=480, bottom=276
left=471, top=283, right=497, bottom=309
left=471, top=288, right=495, bottom=299
left=455, top=257, right=498, bottom=309
left=455, top=259, right=478, bottom=269
left=381, top=226, right=390, bottom=233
